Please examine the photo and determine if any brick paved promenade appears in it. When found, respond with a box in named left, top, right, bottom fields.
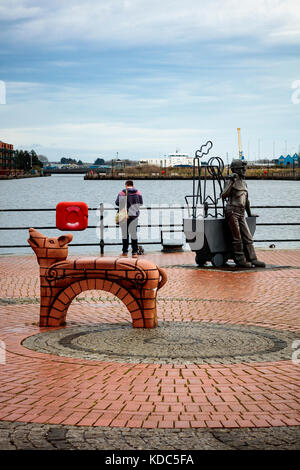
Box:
left=0, top=249, right=299, bottom=450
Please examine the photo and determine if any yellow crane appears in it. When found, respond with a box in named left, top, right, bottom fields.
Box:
left=237, top=128, right=244, bottom=160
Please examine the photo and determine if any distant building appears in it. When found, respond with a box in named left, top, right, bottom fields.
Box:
left=141, top=151, right=193, bottom=168
left=0, top=140, right=14, bottom=174
left=277, top=154, right=299, bottom=167
left=89, top=164, right=111, bottom=173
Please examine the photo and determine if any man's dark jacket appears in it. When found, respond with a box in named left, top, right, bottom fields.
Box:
left=115, top=187, right=143, bottom=218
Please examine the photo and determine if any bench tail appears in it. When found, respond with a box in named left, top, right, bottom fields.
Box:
left=158, top=267, right=168, bottom=290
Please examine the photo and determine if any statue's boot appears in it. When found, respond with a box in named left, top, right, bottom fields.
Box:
left=244, top=243, right=266, bottom=268
left=232, top=241, right=252, bottom=268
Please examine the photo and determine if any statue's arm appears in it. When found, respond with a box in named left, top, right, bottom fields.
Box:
left=221, top=177, right=235, bottom=199
left=245, top=197, right=252, bottom=216
left=246, top=196, right=259, bottom=217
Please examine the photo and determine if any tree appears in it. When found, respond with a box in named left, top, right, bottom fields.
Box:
left=14, top=149, right=42, bottom=170
left=94, top=158, right=105, bottom=165
left=38, top=154, right=48, bottom=163
left=60, top=157, right=77, bottom=164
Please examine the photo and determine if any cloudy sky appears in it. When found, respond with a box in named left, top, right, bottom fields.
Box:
left=0, top=0, right=299, bottom=162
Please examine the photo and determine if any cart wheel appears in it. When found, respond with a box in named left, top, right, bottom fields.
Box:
left=211, top=253, right=224, bottom=267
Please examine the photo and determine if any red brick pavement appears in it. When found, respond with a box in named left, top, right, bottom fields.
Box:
left=0, top=250, right=299, bottom=429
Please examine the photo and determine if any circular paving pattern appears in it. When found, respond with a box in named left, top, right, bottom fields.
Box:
left=22, top=321, right=298, bottom=365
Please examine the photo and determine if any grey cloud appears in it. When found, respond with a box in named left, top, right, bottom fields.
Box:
left=1, top=0, right=299, bottom=47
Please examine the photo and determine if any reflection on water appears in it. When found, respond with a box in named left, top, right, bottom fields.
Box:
left=0, top=175, right=299, bottom=254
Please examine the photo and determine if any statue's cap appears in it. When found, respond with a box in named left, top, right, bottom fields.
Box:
left=230, top=159, right=247, bottom=169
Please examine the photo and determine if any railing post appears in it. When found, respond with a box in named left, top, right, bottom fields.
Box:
left=100, top=202, right=105, bottom=256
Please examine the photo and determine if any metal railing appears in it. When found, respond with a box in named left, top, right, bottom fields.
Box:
left=0, top=204, right=300, bottom=254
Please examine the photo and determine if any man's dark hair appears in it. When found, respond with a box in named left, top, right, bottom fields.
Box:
left=125, top=180, right=134, bottom=187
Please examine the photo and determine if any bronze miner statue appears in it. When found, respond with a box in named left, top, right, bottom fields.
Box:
left=221, top=159, right=265, bottom=268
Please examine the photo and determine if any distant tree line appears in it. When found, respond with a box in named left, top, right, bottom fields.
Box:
left=58, top=157, right=144, bottom=167
left=94, top=158, right=138, bottom=166
left=14, top=149, right=43, bottom=170
left=60, top=157, right=83, bottom=165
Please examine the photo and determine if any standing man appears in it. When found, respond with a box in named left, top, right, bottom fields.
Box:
left=221, top=159, right=265, bottom=268
left=115, top=180, right=143, bottom=258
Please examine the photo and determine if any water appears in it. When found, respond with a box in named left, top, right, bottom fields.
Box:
left=0, top=175, right=299, bottom=255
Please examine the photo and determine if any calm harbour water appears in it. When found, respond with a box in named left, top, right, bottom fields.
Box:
left=0, top=175, right=299, bottom=255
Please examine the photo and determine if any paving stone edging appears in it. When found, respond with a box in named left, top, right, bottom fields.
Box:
left=0, top=420, right=299, bottom=450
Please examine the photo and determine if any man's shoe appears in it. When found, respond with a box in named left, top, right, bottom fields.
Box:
left=244, top=244, right=266, bottom=268
left=120, top=253, right=128, bottom=257
left=232, top=242, right=252, bottom=269
left=251, top=259, right=266, bottom=268
left=132, top=253, right=138, bottom=258
left=236, top=260, right=252, bottom=268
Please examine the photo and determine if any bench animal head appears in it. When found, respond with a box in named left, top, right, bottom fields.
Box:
left=28, top=228, right=73, bottom=267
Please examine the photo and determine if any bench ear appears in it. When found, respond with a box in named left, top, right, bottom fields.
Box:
left=58, top=234, right=73, bottom=246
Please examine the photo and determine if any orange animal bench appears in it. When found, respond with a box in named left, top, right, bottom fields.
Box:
left=28, top=228, right=167, bottom=328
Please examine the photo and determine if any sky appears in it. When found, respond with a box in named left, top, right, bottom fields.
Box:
left=0, top=0, right=300, bottom=162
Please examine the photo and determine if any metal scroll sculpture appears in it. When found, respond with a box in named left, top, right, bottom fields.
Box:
left=186, top=141, right=226, bottom=219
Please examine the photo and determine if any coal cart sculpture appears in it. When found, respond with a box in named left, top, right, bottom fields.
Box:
left=183, top=141, right=265, bottom=268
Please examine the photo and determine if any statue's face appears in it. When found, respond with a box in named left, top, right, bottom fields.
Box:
left=235, top=166, right=246, bottom=177
left=230, top=160, right=247, bottom=178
